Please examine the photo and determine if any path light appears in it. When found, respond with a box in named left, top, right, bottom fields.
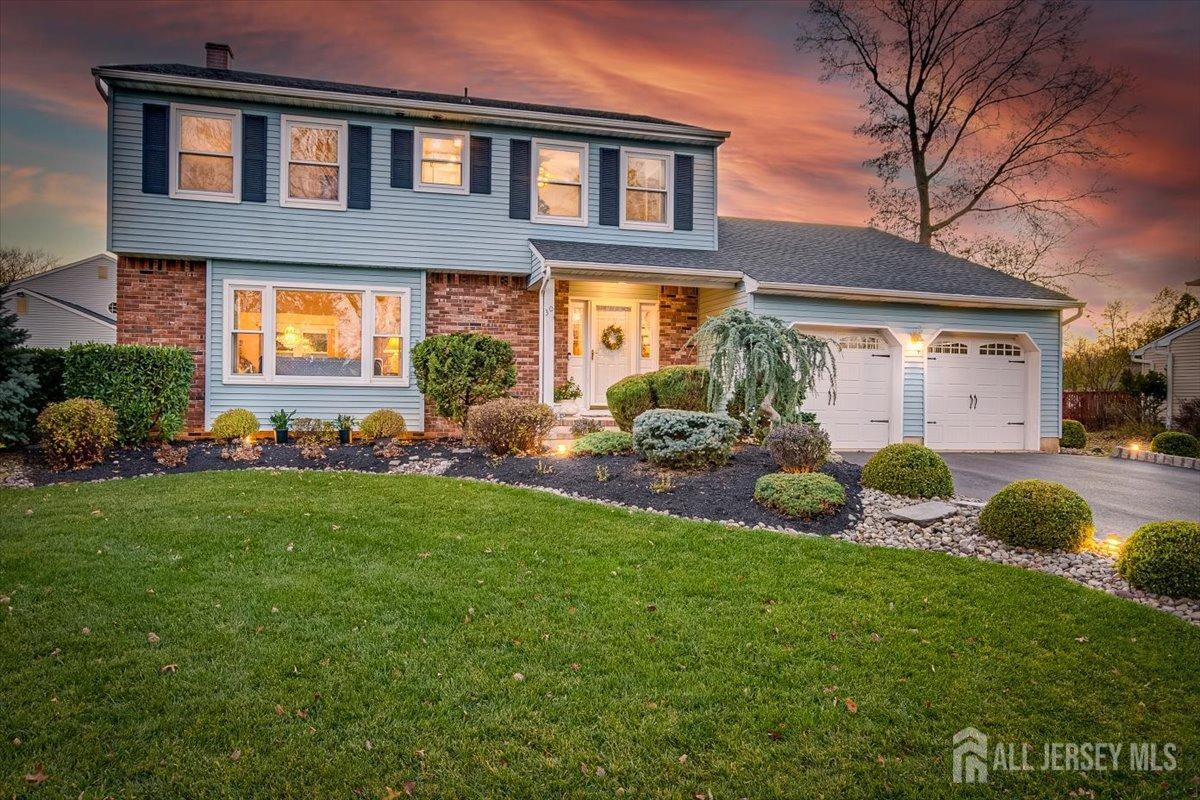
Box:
left=1102, top=534, right=1123, bottom=556
left=556, top=443, right=568, bottom=456
left=1129, top=442, right=1141, bottom=452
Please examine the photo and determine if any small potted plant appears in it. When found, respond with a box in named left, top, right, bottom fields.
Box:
left=269, top=408, right=296, bottom=444
left=335, top=414, right=356, bottom=445
left=554, top=377, right=583, bottom=415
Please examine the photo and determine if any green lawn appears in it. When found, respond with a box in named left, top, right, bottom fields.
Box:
left=1, top=472, right=1197, bottom=798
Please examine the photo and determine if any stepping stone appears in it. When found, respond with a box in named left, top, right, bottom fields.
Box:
left=885, top=501, right=958, bottom=527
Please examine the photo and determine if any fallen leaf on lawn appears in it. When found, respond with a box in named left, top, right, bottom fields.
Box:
left=23, top=763, right=47, bottom=784
left=404, top=782, right=416, bottom=797
left=271, top=607, right=279, bottom=614
left=768, top=730, right=783, bottom=741
left=580, top=762, right=590, bottom=775
left=81, top=627, right=91, bottom=636
left=332, top=524, right=341, bottom=531
left=678, top=754, right=688, bottom=764
left=229, top=749, right=241, bottom=761
left=512, top=672, right=525, bottom=682
left=255, top=626, right=264, bottom=634
left=571, top=663, right=581, bottom=672
left=274, top=705, right=285, bottom=716
left=13, top=737, right=22, bottom=746
left=286, top=543, right=295, bottom=552
left=596, top=766, right=606, bottom=777
left=418, top=552, right=431, bottom=559
left=91, top=509, right=103, bottom=517
left=1075, top=636, right=1089, bottom=643
left=49, top=648, right=61, bottom=658
left=822, top=685, right=837, bottom=693
left=870, top=632, right=882, bottom=643
left=0, top=596, right=9, bottom=605
left=24, top=509, right=33, bottom=516
left=382, top=788, right=403, bottom=800
left=828, top=631, right=839, bottom=641
left=365, top=739, right=373, bottom=750
left=645, top=604, right=657, bottom=612
left=160, top=663, right=178, bottom=674
left=147, top=632, right=160, bottom=644
left=415, top=749, right=426, bottom=758
left=876, top=755, right=886, bottom=765
left=296, top=709, right=309, bottom=719
left=844, top=698, right=858, bottom=714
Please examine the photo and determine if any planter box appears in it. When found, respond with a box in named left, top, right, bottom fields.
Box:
left=1112, top=446, right=1200, bottom=470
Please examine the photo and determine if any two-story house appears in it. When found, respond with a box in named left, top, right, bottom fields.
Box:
left=93, top=43, right=1082, bottom=451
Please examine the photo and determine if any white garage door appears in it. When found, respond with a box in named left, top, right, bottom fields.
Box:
left=801, top=330, right=894, bottom=450
left=926, top=337, right=1027, bottom=451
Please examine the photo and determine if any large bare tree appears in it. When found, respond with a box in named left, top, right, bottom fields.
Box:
left=0, top=246, right=59, bottom=287
left=798, top=0, right=1136, bottom=274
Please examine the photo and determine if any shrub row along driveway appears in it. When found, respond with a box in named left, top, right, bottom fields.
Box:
left=842, top=452, right=1200, bottom=536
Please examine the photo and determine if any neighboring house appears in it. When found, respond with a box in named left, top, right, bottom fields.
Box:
left=2, top=253, right=117, bottom=348
left=1132, top=318, right=1200, bottom=428
left=92, top=43, right=1081, bottom=451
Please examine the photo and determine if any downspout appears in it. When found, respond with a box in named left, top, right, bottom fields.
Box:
left=1059, top=305, right=1084, bottom=327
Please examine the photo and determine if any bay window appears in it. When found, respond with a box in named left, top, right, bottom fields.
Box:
left=224, top=281, right=410, bottom=385
left=532, top=140, right=587, bottom=225
left=171, top=104, right=241, bottom=202
left=620, top=148, right=673, bottom=230
left=280, top=115, right=347, bottom=209
left=415, top=128, right=468, bottom=193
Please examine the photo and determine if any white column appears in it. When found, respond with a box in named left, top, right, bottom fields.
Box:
left=538, top=277, right=556, bottom=404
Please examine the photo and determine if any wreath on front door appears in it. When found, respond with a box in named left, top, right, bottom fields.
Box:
left=600, top=324, right=625, bottom=351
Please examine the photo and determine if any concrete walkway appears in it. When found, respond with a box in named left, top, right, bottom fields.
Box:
left=841, top=451, right=1200, bottom=536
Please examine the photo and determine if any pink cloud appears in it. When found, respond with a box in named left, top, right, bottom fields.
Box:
left=0, top=164, right=106, bottom=230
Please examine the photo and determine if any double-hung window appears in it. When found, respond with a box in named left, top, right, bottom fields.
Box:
left=224, top=282, right=410, bottom=385
left=532, top=140, right=587, bottom=225
left=280, top=115, right=347, bottom=210
left=415, top=128, right=468, bottom=193
left=620, top=148, right=673, bottom=230
left=171, top=104, right=241, bottom=202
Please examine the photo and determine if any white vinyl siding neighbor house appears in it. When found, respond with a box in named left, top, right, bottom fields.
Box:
left=2, top=253, right=117, bottom=348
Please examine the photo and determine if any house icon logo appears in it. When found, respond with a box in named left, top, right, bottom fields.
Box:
left=952, top=727, right=988, bottom=783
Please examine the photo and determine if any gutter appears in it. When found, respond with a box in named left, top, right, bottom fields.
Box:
left=93, top=68, right=731, bottom=146
left=750, top=280, right=1083, bottom=311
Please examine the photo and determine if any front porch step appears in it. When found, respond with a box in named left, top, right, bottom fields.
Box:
left=548, top=412, right=619, bottom=440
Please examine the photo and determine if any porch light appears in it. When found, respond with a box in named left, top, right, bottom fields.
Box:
left=906, top=332, right=925, bottom=353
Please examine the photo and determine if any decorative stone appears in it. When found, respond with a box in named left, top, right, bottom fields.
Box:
left=885, top=501, right=958, bottom=527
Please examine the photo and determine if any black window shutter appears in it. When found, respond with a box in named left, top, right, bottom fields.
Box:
left=391, top=129, right=413, bottom=189
left=598, top=148, right=619, bottom=226
left=673, top=154, right=694, bottom=231
left=241, top=114, right=267, bottom=202
left=348, top=124, right=371, bottom=209
left=142, top=104, right=169, bottom=195
left=470, top=136, right=492, bottom=194
left=509, top=139, right=531, bottom=219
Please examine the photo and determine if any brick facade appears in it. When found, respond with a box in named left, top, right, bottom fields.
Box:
left=554, top=279, right=570, bottom=390
left=658, top=285, right=700, bottom=366
left=424, top=272, right=540, bottom=436
left=116, top=256, right=207, bottom=431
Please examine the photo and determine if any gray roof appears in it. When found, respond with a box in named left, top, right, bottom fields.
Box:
left=532, top=218, right=1077, bottom=304
left=5, top=287, right=116, bottom=326
left=94, top=63, right=706, bottom=131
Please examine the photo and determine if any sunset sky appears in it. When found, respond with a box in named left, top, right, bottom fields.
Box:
left=2, top=0, right=1197, bottom=334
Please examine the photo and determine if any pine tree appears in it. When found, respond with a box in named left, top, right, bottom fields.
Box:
left=0, top=300, right=39, bottom=444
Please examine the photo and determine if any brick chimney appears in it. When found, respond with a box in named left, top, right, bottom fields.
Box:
left=205, top=42, right=233, bottom=70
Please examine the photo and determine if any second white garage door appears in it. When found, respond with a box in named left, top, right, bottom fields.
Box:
left=801, top=330, right=894, bottom=450
left=926, top=336, right=1028, bottom=451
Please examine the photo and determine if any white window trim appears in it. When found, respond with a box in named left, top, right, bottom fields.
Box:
left=170, top=103, right=242, bottom=204
left=619, top=147, right=674, bottom=232
left=221, top=279, right=411, bottom=387
left=279, top=114, right=348, bottom=211
left=414, top=126, right=470, bottom=195
left=531, top=138, right=589, bottom=226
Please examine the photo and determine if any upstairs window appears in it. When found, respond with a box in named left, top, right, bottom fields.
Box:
left=620, top=148, right=673, bottom=230
left=533, top=140, right=587, bottom=225
left=415, top=128, right=468, bottom=193
left=171, top=105, right=241, bottom=202
left=280, top=115, right=347, bottom=210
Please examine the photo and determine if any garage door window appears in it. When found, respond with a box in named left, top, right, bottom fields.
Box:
left=839, top=335, right=882, bottom=350
left=929, top=341, right=968, bottom=354
left=979, top=343, right=1021, bottom=356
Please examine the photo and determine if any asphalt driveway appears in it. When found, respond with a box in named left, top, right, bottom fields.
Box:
left=841, top=451, right=1200, bottom=536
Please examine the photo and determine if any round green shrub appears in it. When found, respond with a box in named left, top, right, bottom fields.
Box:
left=573, top=430, right=634, bottom=456
left=632, top=409, right=740, bottom=469
left=754, top=472, right=845, bottom=519
left=607, top=374, right=654, bottom=432
left=1060, top=419, right=1087, bottom=449
left=860, top=443, right=953, bottom=498
left=764, top=422, right=831, bottom=473
left=411, top=333, right=516, bottom=424
left=979, top=479, right=1094, bottom=552
left=359, top=409, right=407, bottom=441
left=209, top=408, right=260, bottom=441
left=465, top=398, right=556, bottom=455
left=36, top=398, right=118, bottom=471
left=1116, top=520, right=1200, bottom=598
left=647, top=366, right=710, bottom=413
left=1150, top=430, right=1200, bottom=458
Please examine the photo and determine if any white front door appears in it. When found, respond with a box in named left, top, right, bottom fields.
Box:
left=591, top=304, right=634, bottom=406
left=926, top=337, right=1027, bottom=450
left=801, top=330, right=894, bottom=450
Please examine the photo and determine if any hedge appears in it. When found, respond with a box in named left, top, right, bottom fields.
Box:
left=607, top=366, right=711, bottom=432
left=19, top=347, right=66, bottom=415
left=64, top=343, right=194, bottom=444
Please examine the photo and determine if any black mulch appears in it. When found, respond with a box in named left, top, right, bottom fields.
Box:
left=11, top=441, right=862, bottom=536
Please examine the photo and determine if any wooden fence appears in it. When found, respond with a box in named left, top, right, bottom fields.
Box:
left=1061, top=391, right=1137, bottom=430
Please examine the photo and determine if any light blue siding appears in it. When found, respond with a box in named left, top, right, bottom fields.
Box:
left=206, top=260, right=425, bottom=431
left=751, top=294, right=1063, bottom=438
left=112, top=91, right=718, bottom=273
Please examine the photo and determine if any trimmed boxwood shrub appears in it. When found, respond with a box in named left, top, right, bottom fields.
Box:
left=466, top=398, right=555, bottom=455
left=1116, top=520, right=1200, bottom=598
left=19, top=347, right=66, bottom=415
left=860, top=443, right=953, bottom=498
left=412, top=333, right=516, bottom=425
left=1060, top=419, right=1086, bottom=449
left=359, top=409, right=407, bottom=441
left=607, top=366, right=712, bottom=432
left=573, top=429, right=634, bottom=456
left=36, top=398, right=118, bottom=471
left=63, top=343, right=193, bottom=444
left=754, top=472, right=846, bottom=519
left=1150, top=430, right=1200, bottom=458
left=764, top=422, right=830, bottom=473
left=979, top=479, right=1094, bottom=552
left=632, top=409, right=739, bottom=469
left=210, top=408, right=260, bottom=441
left=607, top=374, right=654, bottom=432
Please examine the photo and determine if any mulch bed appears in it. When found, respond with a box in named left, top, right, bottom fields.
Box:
left=9, top=440, right=862, bottom=536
